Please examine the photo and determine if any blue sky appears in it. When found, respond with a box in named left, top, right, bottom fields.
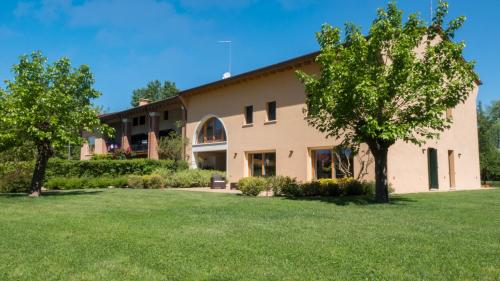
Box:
left=0, top=0, right=498, bottom=112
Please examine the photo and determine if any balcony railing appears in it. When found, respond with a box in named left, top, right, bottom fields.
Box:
left=131, top=143, right=148, bottom=152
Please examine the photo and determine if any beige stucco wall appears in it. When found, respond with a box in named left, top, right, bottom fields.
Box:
left=388, top=85, right=481, bottom=193
left=184, top=63, right=480, bottom=193
left=184, top=64, right=373, bottom=185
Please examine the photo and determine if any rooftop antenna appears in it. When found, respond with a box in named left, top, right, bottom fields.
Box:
left=218, top=40, right=232, bottom=79
left=430, top=0, right=433, bottom=22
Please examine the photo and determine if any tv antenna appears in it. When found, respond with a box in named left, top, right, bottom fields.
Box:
left=430, top=0, right=433, bottom=21
left=218, top=40, right=232, bottom=79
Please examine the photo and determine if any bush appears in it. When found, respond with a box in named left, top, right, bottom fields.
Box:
left=267, top=176, right=297, bottom=196
left=127, top=175, right=145, bottom=189
left=157, top=131, right=189, bottom=161
left=163, top=169, right=225, bottom=188
left=90, top=153, right=115, bottom=160
left=301, top=181, right=321, bottom=197
left=361, top=181, right=395, bottom=195
left=341, top=178, right=365, bottom=196
left=44, top=177, right=128, bottom=190
left=143, top=174, right=164, bottom=189
left=238, top=177, right=267, bottom=196
left=45, top=158, right=186, bottom=178
left=318, top=179, right=342, bottom=196
left=0, top=161, right=33, bottom=193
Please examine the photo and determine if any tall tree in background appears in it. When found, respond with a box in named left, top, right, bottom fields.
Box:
left=297, top=1, right=477, bottom=202
left=478, top=101, right=500, bottom=181
left=131, top=80, right=179, bottom=107
left=0, top=52, right=111, bottom=197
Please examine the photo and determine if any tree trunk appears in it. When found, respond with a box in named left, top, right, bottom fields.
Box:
left=368, top=141, right=391, bottom=203
left=29, top=142, right=52, bottom=197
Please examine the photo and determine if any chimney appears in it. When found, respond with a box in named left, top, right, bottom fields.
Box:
left=139, top=98, right=150, bottom=106
left=222, top=72, right=231, bottom=79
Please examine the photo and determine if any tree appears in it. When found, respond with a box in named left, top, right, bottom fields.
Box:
left=0, top=52, right=111, bottom=197
left=478, top=101, right=500, bottom=181
left=131, top=80, right=179, bottom=107
left=297, top=1, right=476, bottom=203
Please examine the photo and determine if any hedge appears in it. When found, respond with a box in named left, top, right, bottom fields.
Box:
left=45, top=177, right=128, bottom=190
left=160, top=169, right=226, bottom=188
left=237, top=176, right=386, bottom=197
left=0, top=161, right=32, bottom=193
left=46, top=158, right=188, bottom=178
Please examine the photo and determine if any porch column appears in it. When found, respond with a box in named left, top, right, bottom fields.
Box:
left=80, top=142, right=91, bottom=160
left=121, top=118, right=131, bottom=152
left=94, top=138, right=107, bottom=154
left=148, top=112, right=160, bottom=160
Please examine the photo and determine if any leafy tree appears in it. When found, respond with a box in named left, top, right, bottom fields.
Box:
left=478, top=101, right=500, bottom=181
left=131, top=80, right=179, bottom=107
left=297, top=1, right=477, bottom=202
left=0, top=52, right=111, bottom=196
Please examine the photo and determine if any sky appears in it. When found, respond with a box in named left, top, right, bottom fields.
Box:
left=0, top=0, right=498, bottom=112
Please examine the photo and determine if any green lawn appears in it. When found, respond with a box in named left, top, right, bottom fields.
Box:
left=0, top=189, right=499, bottom=281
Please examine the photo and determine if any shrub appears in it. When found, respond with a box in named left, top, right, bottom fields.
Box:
left=144, top=174, right=164, bottom=189
left=344, top=179, right=365, bottom=196
left=127, top=175, right=145, bottom=189
left=90, top=153, right=114, bottom=160
left=361, top=181, right=395, bottom=195
left=0, top=161, right=33, bottom=193
left=301, top=181, right=322, bottom=196
left=238, top=177, right=267, bottom=196
left=157, top=131, right=189, bottom=161
left=318, top=179, right=342, bottom=196
left=45, top=158, right=186, bottom=178
left=163, top=169, right=225, bottom=188
left=267, top=176, right=298, bottom=196
left=44, top=177, right=127, bottom=190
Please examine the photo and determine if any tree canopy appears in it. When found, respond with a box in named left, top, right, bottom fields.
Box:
left=131, top=80, right=179, bottom=107
left=297, top=1, right=477, bottom=202
left=0, top=51, right=111, bottom=196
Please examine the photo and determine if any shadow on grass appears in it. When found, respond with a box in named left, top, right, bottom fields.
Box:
left=283, top=195, right=416, bottom=206
left=0, top=190, right=103, bottom=198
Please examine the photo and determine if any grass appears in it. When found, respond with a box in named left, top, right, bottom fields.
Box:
left=0, top=189, right=499, bottom=281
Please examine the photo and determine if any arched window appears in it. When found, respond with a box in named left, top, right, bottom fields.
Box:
left=197, top=117, right=226, bottom=144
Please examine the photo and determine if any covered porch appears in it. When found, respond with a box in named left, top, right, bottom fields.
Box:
left=81, top=97, right=185, bottom=160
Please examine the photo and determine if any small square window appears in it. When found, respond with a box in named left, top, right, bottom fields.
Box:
left=164, top=111, right=169, bottom=120
left=244, top=106, right=253, bottom=124
left=139, top=116, right=146, bottom=125
left=267, top=101, right=276, bottom=121
left=132, top=117, right=139, bottom=126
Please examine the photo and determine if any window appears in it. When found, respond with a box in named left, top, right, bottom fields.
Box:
left=88, top=136, right=96, bottom=154
left=313, top=149, right=333, bottom=179
left=311, top=148, right=354, bottom=179
left=333, top=147, right=354, bottom=178
left=131, top=134, right=148, bottom=151
left=244, top=105, right=253, bottom=124
left=197, top=117, right=226, bottom=144
left=266, top=101, right=276, bottom=121
left=249, top=152, right=276, bottom=177
left=164, top=110, right=169, bottom=120
left=132, top=116, right=146, bottom=127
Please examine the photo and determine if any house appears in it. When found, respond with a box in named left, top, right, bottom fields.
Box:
left=80, top=51, right=481, bottom=193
